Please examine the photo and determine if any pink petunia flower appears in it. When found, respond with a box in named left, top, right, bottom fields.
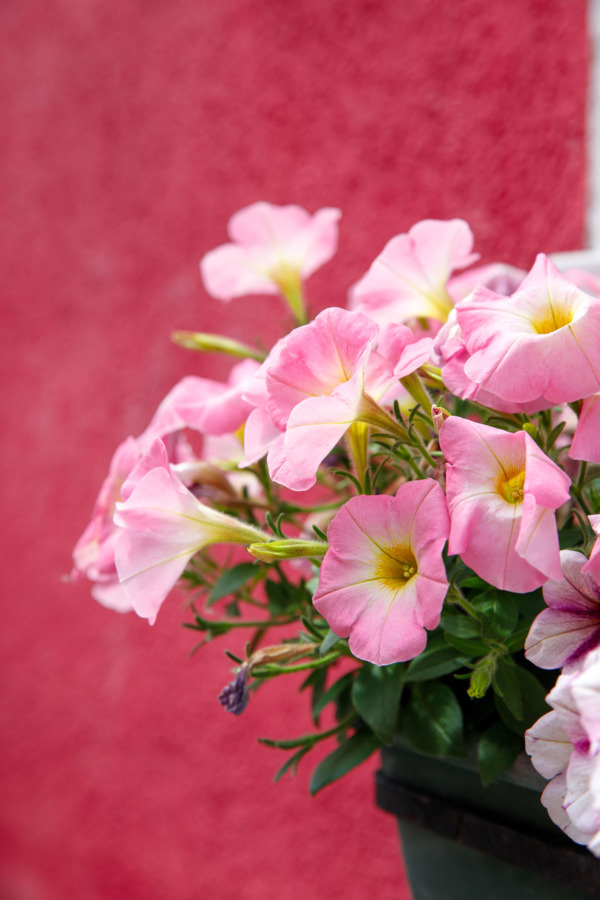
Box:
left=526, top=650, right=600, bottom=855
left=140, top=358, right=261, bottom=447
left=71, top=437, right=142, bottom=613
left=261, top=307, right=432, bottom=489
left=439, top=416, right=571, bottom=592
left=113, top=440, right=269, bottom=624
left=447, top=262, right=525, bottom=305
left=350, top=219, right=478, bottom=325
left=525, top=550, right=600, bottom=670
left=570, top=394, right=600, bottom=464
left=456, top=255, right=600, bottom=406
left=200, top=202, right=341, bottom=315
left=312, top=479, right=450, bottom=665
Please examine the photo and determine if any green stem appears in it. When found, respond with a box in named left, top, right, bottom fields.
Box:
left=258, top=713, right=355, bottom=749
left=447, top=586, right=482, bottom=620
left=252, top=651, right=343, bottom=678
left=185, top=615, right=297, bottom=631
left=279, top=279, right=307, bottom=325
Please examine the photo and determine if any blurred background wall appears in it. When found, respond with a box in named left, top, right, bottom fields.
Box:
left=1, top=1, right=589, bottom=897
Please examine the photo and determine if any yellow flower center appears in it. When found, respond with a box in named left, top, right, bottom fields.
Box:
left=496, top=466, right=525, bottom=504
left=531, top=301, right=575, bottom=335
left=374, top=544, right=418, bottom=590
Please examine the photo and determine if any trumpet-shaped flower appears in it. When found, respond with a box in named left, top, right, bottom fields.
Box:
left=582, top=516, right=600, bottom=586
left=570, top=394, right=600, bottom=464
left=350, top=219, right=478, bottom=325
left=200, top=202, right=341, bottom=303
left=263, top=307, right=432, bottom=489
left=525, top=550, right=600, bottom=669
left=71, top=437, right=142, bottom=613
left=447, top=262, right=525, bottom=305
left=457, top=255, right=600, bottom=405
left=313, top=479, right=450, bottom=665
left=526, top=650, right=600, bottom=854
left=114, top=440, right=268, bottom=623
left=439, top=417, right=570, bottom=592
left=140, top=358, right=261, bottom=447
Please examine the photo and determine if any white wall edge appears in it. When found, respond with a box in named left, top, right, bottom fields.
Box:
left=588, top=0, right=600, bottom=248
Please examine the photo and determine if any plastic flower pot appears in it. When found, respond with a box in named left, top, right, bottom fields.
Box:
left=375, top=738, right=600, bottom=900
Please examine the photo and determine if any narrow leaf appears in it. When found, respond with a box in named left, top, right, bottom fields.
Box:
left=208, top=563, right=258, bottom=604
left=310, top=731, right=381, bottom=795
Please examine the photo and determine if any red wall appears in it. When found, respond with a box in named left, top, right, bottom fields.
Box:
left=1, top=1, right=588, bottom=897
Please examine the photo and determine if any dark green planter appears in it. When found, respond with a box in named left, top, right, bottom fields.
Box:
left=376, top=739, right=600, bottom=899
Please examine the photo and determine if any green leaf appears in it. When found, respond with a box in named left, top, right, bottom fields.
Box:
left=492, top=657, right=523, bottom=720
left=208, top=563, right=258, bottom=604
left=351, top=664, right=404, bottom=744
left=265, top=579, right=294, bottom=614
left=444, top=634, right=490, bottom=656
left=482, top=592, right=519, bottom=639
left=300, top=667, right=328, bottom=725
left=400, top=683, right=466, bottom=757
left=320, top=628, right=342, bottom=656
left=495, top=666, right=549, bottom=735
left=440, top=615, right=482, bottom=639
left=478, top=722, right=523, bottom=787
left=309, top=731, right=381, bottom=795
left=313, top=672, right=355, bottom=721
left=458, top=575, right=487, bottom=589
left=273, top=747, right=310, bottom=782
left=405, top=636, right=468, bottom=682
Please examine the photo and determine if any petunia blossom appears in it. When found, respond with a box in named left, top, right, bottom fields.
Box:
left=570, top=394, right=600, bottom=464
left=262, top=306, right=432, bottom=489
left=313, top=479, right=450, bottom=665
left=200, top=202, right=341, bottom=310
left=456, top=255, right=600, bottom=406
left=140, top=358, right=261, bottom=448
left=71, top=436, right=142, bottom=613
left=526, top=650, right=600, bottom=854
left=447, top=261, right=525, bottom=305
left=439, top=416, right=571, bottom=592
left=525, top=550, right=600, bottom=669
left=582, top=516, right=600, bottom=586
left=114, top=440, right=269, bottom=623
left=350, top=219, right=478, bottom=325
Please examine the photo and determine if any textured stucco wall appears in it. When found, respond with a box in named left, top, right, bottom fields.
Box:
left=1, top=1, right=589, bottom=897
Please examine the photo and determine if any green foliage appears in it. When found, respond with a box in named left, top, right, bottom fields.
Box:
left=404, top=633, right=469, bottom=682
left=207, top=563, right=259, bottom=604
left=400, top=683, right=466, bottom=758
left=495, top=666, right=549, bottom=734
left=478, top=722, right=523, bottom=786
left=351, top=664, right=404, bottom=744
left=309, top=731, right=381, bottom=795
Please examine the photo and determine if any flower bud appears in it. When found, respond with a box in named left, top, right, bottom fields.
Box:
left=248, top=538, right=328, bottom=563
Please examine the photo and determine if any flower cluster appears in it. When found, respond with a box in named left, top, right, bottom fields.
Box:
left=73, top=202, right=600, bottom=848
